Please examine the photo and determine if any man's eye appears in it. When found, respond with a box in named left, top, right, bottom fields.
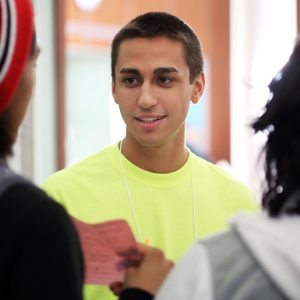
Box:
left=158, top=77, right=172, bottom=85
left=123, top=77, right=139, bottom=86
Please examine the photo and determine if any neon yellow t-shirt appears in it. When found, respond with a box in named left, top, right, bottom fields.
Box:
left=42, top=143, right=258, bottom=300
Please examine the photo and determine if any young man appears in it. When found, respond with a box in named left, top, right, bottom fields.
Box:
left=43, top=12, right=257, bottom=300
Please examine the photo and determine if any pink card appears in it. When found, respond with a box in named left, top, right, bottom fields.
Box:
left=72, top=218, right=138, bottom=286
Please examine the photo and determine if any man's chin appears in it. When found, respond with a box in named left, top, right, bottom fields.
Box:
left=135, top=137, right=168, bottom=149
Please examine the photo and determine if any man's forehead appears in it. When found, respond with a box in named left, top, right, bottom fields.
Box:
left=115, top=37, right=187, bottom=72
left=117, top=37, right=184, bottom=58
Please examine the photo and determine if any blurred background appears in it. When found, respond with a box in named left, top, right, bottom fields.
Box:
left=10, top=0, right=299, bottom=199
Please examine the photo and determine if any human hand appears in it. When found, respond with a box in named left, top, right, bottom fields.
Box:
left=109, top=281, right=123, bottom=297
left=109, top=246, right=140, bottom=297
left=123, top=243, right=174, bottom=295
left=110, top=243, right=173, bottom=296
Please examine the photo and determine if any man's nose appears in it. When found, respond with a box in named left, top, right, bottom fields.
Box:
left=137, top=83, right=158, bottom=109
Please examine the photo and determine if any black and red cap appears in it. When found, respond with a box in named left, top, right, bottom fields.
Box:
left=0, top=0, right=34, bottom=113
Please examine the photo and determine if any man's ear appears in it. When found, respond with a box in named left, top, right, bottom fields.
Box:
left=112, top=81, right=118, bottom=104
left=191, top=72, right=205, bottom=104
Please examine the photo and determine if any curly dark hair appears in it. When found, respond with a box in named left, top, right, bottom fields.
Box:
left=252, top=38, right=300, bottom=216
left=111, top=12, right=203, bottom=84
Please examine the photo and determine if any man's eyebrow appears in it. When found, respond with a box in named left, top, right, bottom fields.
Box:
left=119, top=68, right=140, bottom=75
left=154, top=67, right=179, bottom=75
left=119, top=67, right=179, bottom=76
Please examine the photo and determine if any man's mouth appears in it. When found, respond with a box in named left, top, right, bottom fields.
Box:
left=134, top=116, right=166, bottom=123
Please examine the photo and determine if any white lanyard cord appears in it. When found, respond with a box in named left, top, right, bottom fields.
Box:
left=119, top=139, right=197, bottom=243
left=119, top=139, right=142, bottom=241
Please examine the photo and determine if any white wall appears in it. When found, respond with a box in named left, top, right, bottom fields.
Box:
left=230, top=0, right=297, bottom=198
left=33, top=0, right=57, bottom=184
left=65, top=49, right=112, bottom=166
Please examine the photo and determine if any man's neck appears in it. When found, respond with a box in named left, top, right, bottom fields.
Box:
left=119, top=138, right=189, bottom=173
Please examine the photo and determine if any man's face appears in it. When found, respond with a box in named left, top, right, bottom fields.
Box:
left=112, top=36, right=205, bottom=149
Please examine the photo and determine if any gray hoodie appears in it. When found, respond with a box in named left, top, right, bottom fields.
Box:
left=156, top=212, right=300, bottom=300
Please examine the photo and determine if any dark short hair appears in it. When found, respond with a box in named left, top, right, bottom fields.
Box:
left=252, top=38, right=300, bottom=216
left=111, top=12, right=203, bottom=84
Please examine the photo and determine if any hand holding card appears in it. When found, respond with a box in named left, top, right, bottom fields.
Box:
left=72, top=218, right=139, bottom=286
